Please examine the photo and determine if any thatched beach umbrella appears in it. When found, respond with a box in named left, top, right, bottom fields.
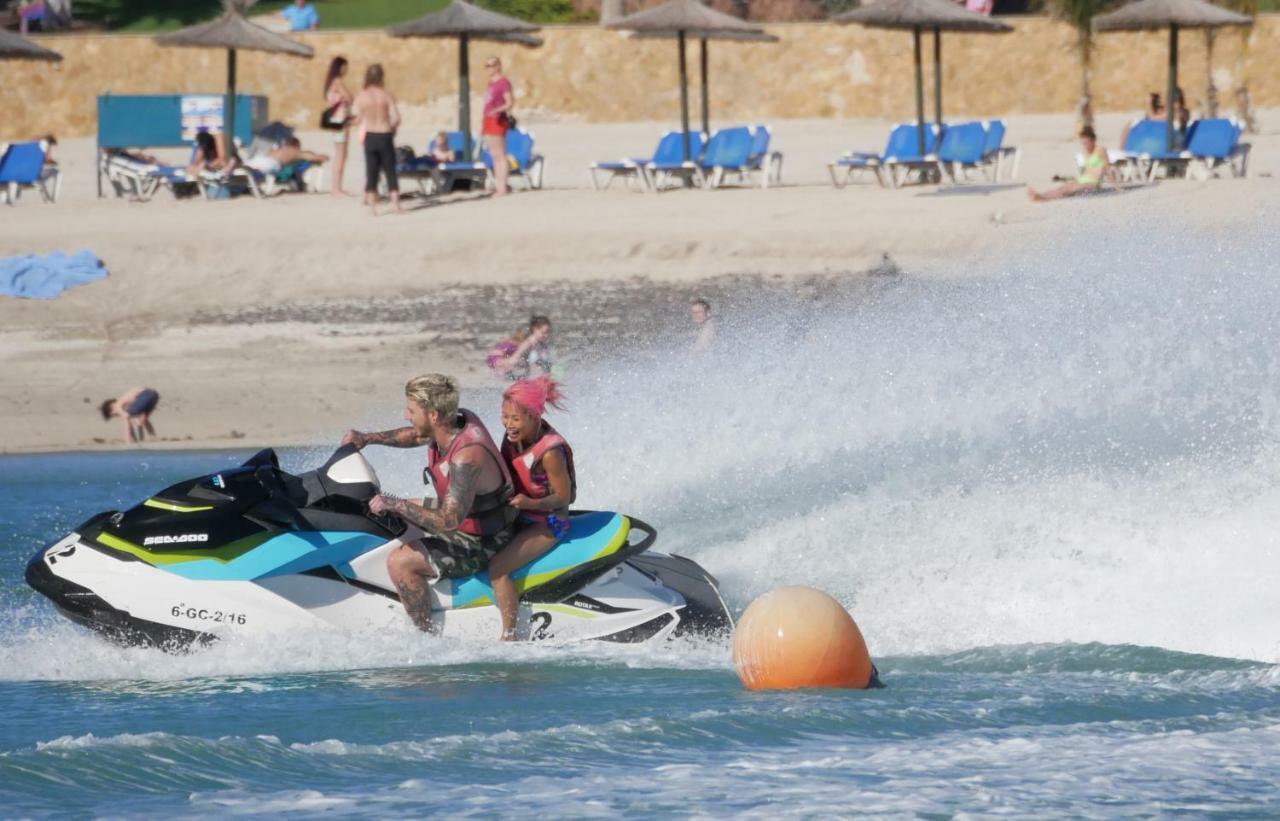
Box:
left=0, top=29, right=63, bottom=61
left=630, top=28, right=779, bottom=136
left=835, top=0, right=1011, bottom=155
left=155, top=0, right=313, bottom=151
left=607, top=0, right=767, bottom=162
left=1094, top=0, right=1251, bottom=151
left=389, top=0, right=541, bottom=162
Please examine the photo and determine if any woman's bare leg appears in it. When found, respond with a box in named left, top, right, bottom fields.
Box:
left=1029, top=182, right=1089, bottom=202
left=486, top=133, right=509, bottom=196
left=331, top=136, right=348, bottom=196
left=489, top=524, right=559, bottom=640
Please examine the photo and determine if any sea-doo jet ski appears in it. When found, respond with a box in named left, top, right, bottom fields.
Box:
left=25, top=446, right=732, bottom=649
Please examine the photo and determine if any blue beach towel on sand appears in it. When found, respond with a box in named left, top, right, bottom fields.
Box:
left=0, top=251, right=108, bottom=299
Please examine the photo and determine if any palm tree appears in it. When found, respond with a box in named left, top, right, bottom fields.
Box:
left=1219, top=0, right=1258, bottom=132
left=1046, top=0, right=1110, bottom=129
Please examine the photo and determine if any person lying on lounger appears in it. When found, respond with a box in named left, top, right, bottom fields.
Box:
left=1028, top=126, right=1115, bottom=202
left=243, top=137, right=329, bottom=175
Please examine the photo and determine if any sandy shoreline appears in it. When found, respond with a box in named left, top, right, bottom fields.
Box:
left=2, top=111, right=1274, bottom=453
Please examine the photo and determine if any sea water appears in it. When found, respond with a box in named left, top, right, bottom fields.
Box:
left=3, top=213, right=1280, bottom=816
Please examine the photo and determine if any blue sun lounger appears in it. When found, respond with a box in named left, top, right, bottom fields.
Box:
left=934, top=122, right=991, bottom=183
left=641, top=131, right=707, bottom=191
left=399, top=131, right=489, bottom=196
left=0, top=141, right=60, bottom=204
left=481, top=128, right=545, bottom=190
left=590, top=131, right=689, bottom=191
left=1148, top=118, right=1250, bottom=181
left=698, top=126, right=755, bottom=189
left=981, top=119, right=1020, bottom=181
left=828, top=123, right=938, bottom=189
left=745, top=125, right=784, bottom=188
left=1109, top=119, right=1170, bottom=182
left=697, top=125, right=782, bottom=189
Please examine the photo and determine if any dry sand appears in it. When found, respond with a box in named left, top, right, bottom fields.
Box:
left=1, top=111, right=1274, bottom=453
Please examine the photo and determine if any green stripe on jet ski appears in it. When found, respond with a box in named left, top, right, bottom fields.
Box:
left=95, top=531, right=272, bottom=566
left=143, top=498, right=214, bottom=513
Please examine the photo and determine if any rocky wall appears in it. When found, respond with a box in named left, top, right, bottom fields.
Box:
left=5, top=16, right=1278, bottom=140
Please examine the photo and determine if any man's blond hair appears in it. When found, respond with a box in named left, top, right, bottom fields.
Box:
left=405, top=374, right=459, bottom=418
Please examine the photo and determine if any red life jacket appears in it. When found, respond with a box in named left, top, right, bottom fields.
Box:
left=500, top=421, right=576, bottom=523
left=424, top=409, right=514, bottom=536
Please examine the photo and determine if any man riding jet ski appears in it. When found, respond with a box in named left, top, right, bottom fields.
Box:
left=25, top=446, right=732, bottom=650
left=341, top=373, right=524, bottom=635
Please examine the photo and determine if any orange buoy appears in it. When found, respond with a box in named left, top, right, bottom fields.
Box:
left=732, top=586, right=875, bottom=690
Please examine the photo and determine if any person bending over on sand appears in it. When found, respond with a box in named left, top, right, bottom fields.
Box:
left=100, top=387, right=160, bottom=444
left=352, top=63, right=403, bottom=216
left=342, top=375, right=516, bottom=633
left=487, top=315, right=554, bottom=381
left=1028, top=127, right=1114, bottom=202
left=489, top=377, right=576, bottom=641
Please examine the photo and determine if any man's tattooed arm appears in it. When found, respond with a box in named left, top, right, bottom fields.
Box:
left=377, top=458, right=482, bottom=534
left=343, top=427, right=427, bottom=449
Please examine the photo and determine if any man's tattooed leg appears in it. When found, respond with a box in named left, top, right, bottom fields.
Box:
left=397, top=579, right=437, bottom=634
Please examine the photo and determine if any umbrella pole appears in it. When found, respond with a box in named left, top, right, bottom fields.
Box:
left=226, top=48, right=237, bottom=156
left=932, top=27, right=942, bottom=132
left=678, top=30, right=691, bottom=164
left=1166, top=24, right=1178, bottom=153
left=913, top=26, right=925, bottom=156
left=459, top=33, right=472, bottom=162
left=700, top=37, right=710, bottom=136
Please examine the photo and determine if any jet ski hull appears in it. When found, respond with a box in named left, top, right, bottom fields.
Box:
left=27, top=528, right=726, bottom=649
left=25, top=447, right=733, bottom=650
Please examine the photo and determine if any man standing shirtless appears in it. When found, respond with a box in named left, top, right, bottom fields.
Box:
left=342, top=374, right=515, bottom=632
left=351, top=63, right=402, bottom=216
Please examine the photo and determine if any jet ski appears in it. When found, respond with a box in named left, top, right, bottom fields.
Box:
left=25, top=446, right=733, bottom=649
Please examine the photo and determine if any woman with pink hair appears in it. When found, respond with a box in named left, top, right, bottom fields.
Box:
left=490, top=376, right=576, bottom=640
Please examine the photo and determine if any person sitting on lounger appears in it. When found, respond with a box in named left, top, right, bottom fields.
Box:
left=429, top=131, right=456, bottom=163
left=244, top=137, right=329, bottom=176
left=1028, top=126, right=1114, bottom=202
left=187, top=131, right=236, bottom=178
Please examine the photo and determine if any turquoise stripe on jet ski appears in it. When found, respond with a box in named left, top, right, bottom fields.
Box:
left=446, top=512, right=630, bottom=609
left=148, top=531, right=386, bottom=582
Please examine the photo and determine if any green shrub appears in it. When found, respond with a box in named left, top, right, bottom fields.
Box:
left=477, top=0, right=597, bottom=23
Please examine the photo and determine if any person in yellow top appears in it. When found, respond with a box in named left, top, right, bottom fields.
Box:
left=1029, top=126, right=1114, bottom=202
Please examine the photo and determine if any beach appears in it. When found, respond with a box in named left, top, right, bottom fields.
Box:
left=2, top=110, right=1274, bottom=452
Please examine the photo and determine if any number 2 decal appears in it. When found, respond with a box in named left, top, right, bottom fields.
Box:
left=529, top=611, right=553, bottom=641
